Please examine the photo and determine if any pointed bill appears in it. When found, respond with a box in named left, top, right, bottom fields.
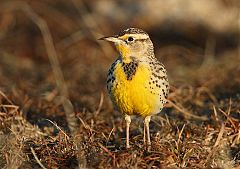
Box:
left=98, top=36, right=122, bottom=43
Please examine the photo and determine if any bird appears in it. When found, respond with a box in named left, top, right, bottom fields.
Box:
left=99, top=28, right=169, bottom=148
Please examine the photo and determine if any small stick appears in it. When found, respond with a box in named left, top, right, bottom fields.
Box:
left=98, top=142, right=113, bottom=156
left=0, top=90, right=14, bottom=105
left=95, top=92, right=104, bottom=115
left=30, top=147, right=47, bottom=169
left=46, top=119, right=70, bottom=139
left=177, top=124, right=186, bottom=145
left=167, top=99, right=208, bottom=120
left=212, top=105, right=219, bottom=122
left=214, top=123, right=225, bottom=147
left=219, top=108, right=237, bottom=131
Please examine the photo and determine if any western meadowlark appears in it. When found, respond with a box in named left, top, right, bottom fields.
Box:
left=99, top=28, right=169, bottom=148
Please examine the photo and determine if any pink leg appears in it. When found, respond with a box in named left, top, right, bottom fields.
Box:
left=125, top=115, right=131, bottom=148
left=144, top=116, right=151, bottom=146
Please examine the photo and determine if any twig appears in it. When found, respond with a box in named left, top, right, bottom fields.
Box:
left=30, top=147, right=47, bottom=169
left=231, top=129, right=240, bottom=147
left=167, top=99, right=208, bottom=121
left=219, top=108, right=237, bottom=131
left=227, top=98, right=232, bottom=115
left=45, top=119, right=70, bottom=139
left=0, top=90, right=14, bottom=105
left=95, top=92, right=104, bottom=115
left=78, top=116, right=97, bottom=134
left=212, top=105, right=219, bottom=122
left=214, top=123, right=225, bottom=147
left=78, top=116, right=88, bottom=130
left=98, top=142, right=116, bottom=166
left=107, top=127, right=115, bottom=142
left=98, top=142, right=114, bottom=157
left=0, top=104, right=19, bottom=109
left=164, top=114, right=171, bottom=126
left=177, top=124, right=185, bottom=145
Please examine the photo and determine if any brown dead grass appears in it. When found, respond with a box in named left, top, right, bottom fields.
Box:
left=0, top=1, right=240, bottom=169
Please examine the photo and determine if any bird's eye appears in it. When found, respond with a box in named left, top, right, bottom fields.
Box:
left=127, top=37, right=134, bottom=42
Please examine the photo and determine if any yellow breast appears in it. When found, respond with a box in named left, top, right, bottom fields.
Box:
left=110, top=63, right=161, bottom=117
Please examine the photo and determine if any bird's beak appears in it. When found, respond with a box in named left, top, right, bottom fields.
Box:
left=98, top=36, right=122, bottom=43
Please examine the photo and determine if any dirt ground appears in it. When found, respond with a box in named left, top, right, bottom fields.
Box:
left=0, top=1, right=240, bottom=168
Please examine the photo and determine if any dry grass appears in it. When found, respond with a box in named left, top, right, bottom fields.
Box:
left=0, top=0, right=240, bottom=168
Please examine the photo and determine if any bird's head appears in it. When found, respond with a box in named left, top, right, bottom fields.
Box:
left=99, top=28, right=154, bottom=63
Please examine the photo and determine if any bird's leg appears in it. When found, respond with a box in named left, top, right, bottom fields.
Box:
left=125, top=114, right=131, bottom=148
left=144, top=116, right=151, bottom=146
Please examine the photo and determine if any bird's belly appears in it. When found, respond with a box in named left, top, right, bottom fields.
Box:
left=110, top=64, right=162, bottom=117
